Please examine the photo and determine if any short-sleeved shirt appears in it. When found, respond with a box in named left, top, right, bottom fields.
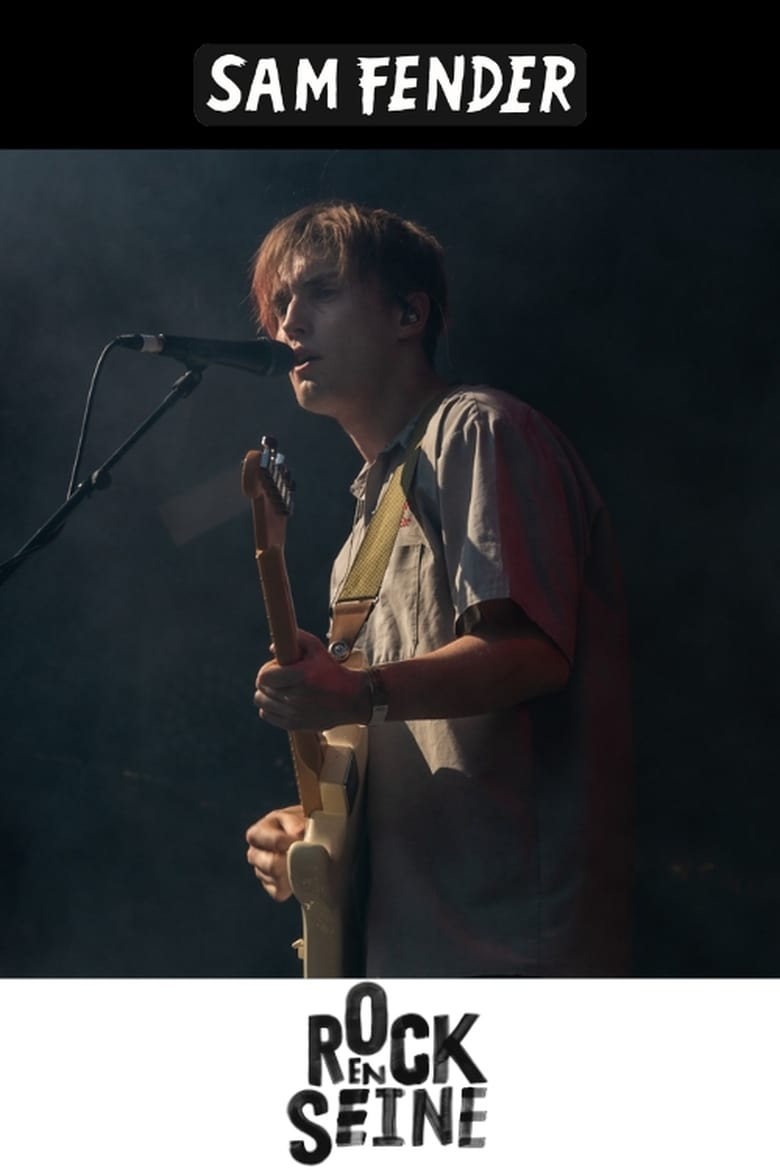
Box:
left=329, top=386, right=633, bottom=977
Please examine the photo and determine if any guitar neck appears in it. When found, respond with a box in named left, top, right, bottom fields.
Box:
left=257, top=545, right=301, bottom=666
left=256, top=545, right=324, bottom=815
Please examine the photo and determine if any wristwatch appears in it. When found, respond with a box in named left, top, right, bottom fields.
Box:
left=365, top=666, right=389, bottom=725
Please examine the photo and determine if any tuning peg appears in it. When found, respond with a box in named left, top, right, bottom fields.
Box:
left=278, top=465, right=292, bottom=509
left=259, top=435, right=276, bottom=470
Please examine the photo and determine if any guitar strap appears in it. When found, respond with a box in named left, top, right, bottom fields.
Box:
left=328, top=392, right=442, bottom=661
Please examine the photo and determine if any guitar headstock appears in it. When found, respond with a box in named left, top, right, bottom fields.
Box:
left=241, top=435, right=296, bottom=553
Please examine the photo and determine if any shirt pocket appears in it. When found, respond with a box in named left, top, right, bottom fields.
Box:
left=365, top=520, right=425, bottom=662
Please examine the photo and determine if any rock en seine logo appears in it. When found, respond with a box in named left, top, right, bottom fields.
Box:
left=286, top=982, right=488, bottom=1163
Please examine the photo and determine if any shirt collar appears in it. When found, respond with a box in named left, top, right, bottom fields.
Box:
left=348, top=409, right=425, bottom=500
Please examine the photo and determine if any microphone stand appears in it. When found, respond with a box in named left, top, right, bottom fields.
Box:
left=0, top=365, right=204, bottom=587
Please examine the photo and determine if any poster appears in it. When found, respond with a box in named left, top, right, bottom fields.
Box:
left=1, top=39, right=778, bottom=1167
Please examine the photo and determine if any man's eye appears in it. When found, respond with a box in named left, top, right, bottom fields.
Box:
left=313, top=286, right=337, bottom=299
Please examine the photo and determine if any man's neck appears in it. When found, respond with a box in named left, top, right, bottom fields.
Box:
left=339, top=368, right=449, bottom=463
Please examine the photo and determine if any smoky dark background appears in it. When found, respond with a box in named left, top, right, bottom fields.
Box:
left=0, top=148, right=777, bottom=978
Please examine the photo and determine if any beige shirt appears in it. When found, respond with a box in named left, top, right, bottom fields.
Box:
left=330, top=386, right=633, bottom=977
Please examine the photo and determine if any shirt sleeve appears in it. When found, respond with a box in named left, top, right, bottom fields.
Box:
left=431, top=394, right=594, bottom=665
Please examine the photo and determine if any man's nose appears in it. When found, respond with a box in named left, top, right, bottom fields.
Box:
left=279, top=294, right=308, bottom=337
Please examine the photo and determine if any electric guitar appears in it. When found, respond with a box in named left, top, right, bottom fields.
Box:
left=241, top=436, right=367, bottom=978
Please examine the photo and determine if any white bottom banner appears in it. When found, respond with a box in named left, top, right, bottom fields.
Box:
left=1, top=978, right=775, bottom=1168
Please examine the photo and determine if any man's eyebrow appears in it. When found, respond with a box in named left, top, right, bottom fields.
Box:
left=300, top=269, right=340, bottom=287
left=271, top=268, right=341, bottom=304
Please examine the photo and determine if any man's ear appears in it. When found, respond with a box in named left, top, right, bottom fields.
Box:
left=398, top=291, right=429, bottom=335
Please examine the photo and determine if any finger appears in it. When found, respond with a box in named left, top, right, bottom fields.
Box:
left=256, top=664, right=278, bottom=689
left=255, top=695, right=297, bottom=729
left=246, top=845, right=287, bottom=880
left=255, top=672, right=299, bottom=697
left=260, top=666, right=303, bottom=691
left=246, top=824, right=283, bottom=850
left=296, top=629, right=328, bottom=656
left=254, top=685, right=290, bottom=710
left=257, top=874, right=292, bottom=901
left=246, top=816, right=301, bottom=851
left=247, top=847, right=292, bottom=900
left=253, top=866, right=291, bottom=901
left=246, top=812, right=306, bottom=847
left=255, top=659, right=288, bottom=689
left=246, top=809, right=305, bottom=847
left=256, top=682, right=297, bottom=702
left=278, top=811, right=306, bottom=839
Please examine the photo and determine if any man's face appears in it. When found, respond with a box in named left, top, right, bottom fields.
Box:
left=270, top=254, right=402, bottom=417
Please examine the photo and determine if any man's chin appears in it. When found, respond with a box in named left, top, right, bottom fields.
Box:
left=293, top=380, right=333, bottom=416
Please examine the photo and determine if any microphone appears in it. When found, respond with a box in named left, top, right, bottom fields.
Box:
left=116, top=333, right=295, bottom=377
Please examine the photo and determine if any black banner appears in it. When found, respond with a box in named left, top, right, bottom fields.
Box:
left=193, top=44, right=587, bottom=128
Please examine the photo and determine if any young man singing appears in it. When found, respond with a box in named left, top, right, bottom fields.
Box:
left=245, top=200, right=633, bottom=978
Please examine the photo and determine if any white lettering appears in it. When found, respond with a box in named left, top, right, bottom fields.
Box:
left=245, top=58, right=285, bottom=113
left=499, top=56, right=536, bottom=113
left=294, top=57, right=339, bottom=111
left=426, top=55, right=465, bottom=111
left=358, top=56, right=391, bottom=116
left=467, top=55, right=503, bottom=113
left=541, top=55, right=576, bottom=112
left=388, top=55, right=419, bottom=111
left=206, top=54, right=246, bottom=113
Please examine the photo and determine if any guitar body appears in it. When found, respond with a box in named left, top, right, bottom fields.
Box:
left=241, top=440, right=367, bottom=978
left=288, top=718, right=367, bottom=978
